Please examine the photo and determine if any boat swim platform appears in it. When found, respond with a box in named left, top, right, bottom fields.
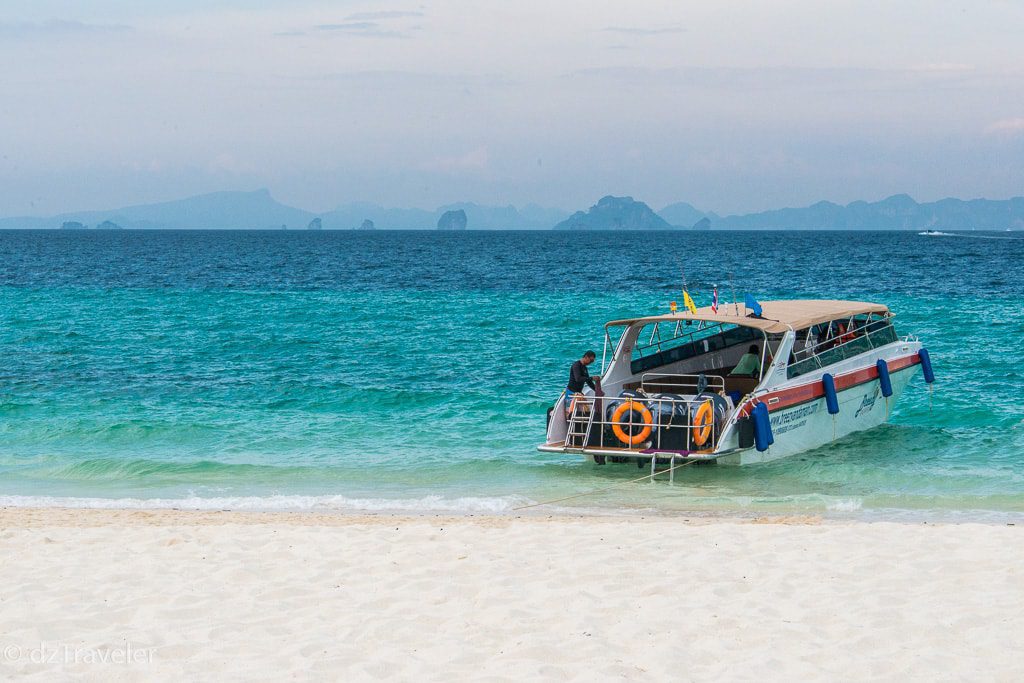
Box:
left=537, top=442, right=729, bottom=463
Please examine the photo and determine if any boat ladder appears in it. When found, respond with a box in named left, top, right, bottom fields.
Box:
left=564, top=397, right=596, bottom=448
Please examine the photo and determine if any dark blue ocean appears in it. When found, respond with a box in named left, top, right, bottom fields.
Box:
left=1, top=229, right=1022, bottom=518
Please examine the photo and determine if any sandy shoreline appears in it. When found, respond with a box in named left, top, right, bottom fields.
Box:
left=1, top=508, right=1021, bottom=681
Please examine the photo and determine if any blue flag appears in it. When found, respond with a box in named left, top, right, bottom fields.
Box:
left=745, top=294, right=763, bottom=317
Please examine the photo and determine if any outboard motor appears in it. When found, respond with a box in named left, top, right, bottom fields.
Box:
left=695, top=391, right=730, bottom=423
left=652, top=393, right=687, bottom=425
left=652, top=393, right=689, bottom=449
left=603, top=389, right=642, bottom=422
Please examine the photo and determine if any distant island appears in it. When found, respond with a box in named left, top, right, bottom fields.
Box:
left=2, top=188, right=1021, bottom=231
left=656, top=194, right=1024, bottom=231
left=554, top=196, right=671, bottom=230
left=658, top=201, right=707, bottom=228
left=323, top=202, right=564, bottom=230
left=701, top=194, right=1024, bottom=231
left=437, top=209, right=468, bottom=231
left=562, top=193, right=1024, bottom=231
left=0, top=190, right=568, bottom=230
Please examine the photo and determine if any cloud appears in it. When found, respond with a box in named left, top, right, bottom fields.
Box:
left=313, top=21, right=408, bottom=38
left=0, top=19, right=132, bottom=37
left=565, top=64, right=989, bottom=92
left=911, top=62, right=973, bottom=73
left=314, top=70, right=516, bottom=90
left=985, top=118, right=1024, bottom=135
left=316, top=21, right=376, bottom=31
left=602, top=25, right=686, bottom=36
left=344, top=11, right=424, bottom=21
left=302, top=9, right=423, bottom=38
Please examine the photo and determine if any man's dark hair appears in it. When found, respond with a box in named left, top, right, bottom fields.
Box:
left=583, top=350, right=596, bottom=359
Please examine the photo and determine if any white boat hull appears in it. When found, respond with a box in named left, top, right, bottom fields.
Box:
left=539, top=345, right=924, bottom=467
left=715, top=363, right=919, bottom=465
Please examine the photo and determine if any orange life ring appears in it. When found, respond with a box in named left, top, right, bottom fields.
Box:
left=611, top=400, right=653, bottom=446
left=691, top=400, right=715, bottom=448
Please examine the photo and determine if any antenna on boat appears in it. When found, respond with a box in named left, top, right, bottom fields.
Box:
left=673, top=256, right=687, bottom=309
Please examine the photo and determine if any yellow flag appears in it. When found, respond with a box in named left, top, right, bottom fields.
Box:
left=682, top=290, right=698, bottom=315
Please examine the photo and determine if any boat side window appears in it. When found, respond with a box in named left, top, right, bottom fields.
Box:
left=630, top=321, right=759, bottom=374
left=787, top=314, right=898, bottom=379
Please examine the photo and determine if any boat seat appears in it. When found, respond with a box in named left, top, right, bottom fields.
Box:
left=723, top=375, right=759, bottom=397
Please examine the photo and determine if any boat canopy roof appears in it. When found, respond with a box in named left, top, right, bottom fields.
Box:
left=606, top=299, right=890, bottom=335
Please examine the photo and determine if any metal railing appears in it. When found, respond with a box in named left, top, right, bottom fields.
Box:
left=787, top=320, right=898, bottom=379
left=639, top=372, right=726, bottom=394
left=564, top=392, right=721, bottom=453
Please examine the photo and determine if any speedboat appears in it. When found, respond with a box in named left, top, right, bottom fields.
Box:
left=538, top=299, right=934, bottom=466
left=918, top=230, right=953, bottom=236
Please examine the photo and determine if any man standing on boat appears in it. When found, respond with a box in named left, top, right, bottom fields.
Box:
left=565, top=350, right=598, bottom=416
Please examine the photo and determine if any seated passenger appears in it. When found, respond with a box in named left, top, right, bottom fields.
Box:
left=836, top=322, right=855, bottom=343
left=729, top=345, right=761, bottom=378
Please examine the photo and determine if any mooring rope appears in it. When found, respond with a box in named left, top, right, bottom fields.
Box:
left=512, top=458, right=700, bottom=511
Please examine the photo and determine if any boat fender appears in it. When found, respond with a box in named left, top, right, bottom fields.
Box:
left=876, top=359, right=893, bottom=398
left=752, top=403, right=773, bottom=452
left=919, top=348, right=935, bottom=384
left=822, top=373, right=840, bottom=415
left=737, top=416, right=755, bottom=449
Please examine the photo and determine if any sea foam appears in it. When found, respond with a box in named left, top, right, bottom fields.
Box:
left=0, top=493, right=533, bottom=514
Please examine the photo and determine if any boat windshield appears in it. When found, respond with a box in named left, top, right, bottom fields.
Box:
left=630, top=320, right=762, bottom=374
left=787, top=313, right=898, bottom=378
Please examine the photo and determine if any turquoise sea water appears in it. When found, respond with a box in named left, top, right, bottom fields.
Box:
left=1, top=229, right=1022, bottom=518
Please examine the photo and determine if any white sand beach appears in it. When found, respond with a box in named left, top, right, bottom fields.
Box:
left=0, top=508, right=1021, bottom=681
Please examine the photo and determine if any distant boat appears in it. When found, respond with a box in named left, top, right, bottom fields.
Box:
left=918, top=230, right=954, bottom=237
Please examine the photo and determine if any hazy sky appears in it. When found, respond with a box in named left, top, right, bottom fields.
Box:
left=2, top=1, right=1023, bottom=216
